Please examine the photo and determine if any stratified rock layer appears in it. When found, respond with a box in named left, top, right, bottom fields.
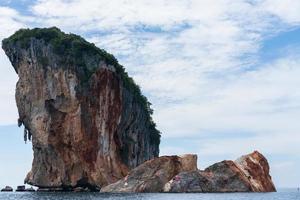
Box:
left=2, top=27, right=160, bottom=190
left=164, top=151, right=276, bottom=193
left=101, top=155, right=198, bottom=193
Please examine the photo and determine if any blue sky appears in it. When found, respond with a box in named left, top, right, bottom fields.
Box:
left=0, top=0, right=300, bottom=188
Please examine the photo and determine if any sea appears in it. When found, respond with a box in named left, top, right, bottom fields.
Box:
left=0, top=189, right=299, bottom=200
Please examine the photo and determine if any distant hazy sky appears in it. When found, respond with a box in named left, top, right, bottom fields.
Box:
left=0, top=0, right=300, bottom=188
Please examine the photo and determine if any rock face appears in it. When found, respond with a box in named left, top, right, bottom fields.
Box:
left=164, top=151, right=276, bottom=193
left=101, top=154, right=197, bottom=193
left=235, top=151, right=276, bottom=192
left=164, top=161, right=253, bottom=193
left=2, top=27, right=160, bottom=190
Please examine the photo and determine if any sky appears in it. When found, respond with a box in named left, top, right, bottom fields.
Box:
left=0, top=0, right=300, bottom=189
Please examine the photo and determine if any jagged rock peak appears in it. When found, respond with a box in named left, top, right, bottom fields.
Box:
left=235, top=151, right=276, bottom=192
left=2, top=27, right=161, bottom=190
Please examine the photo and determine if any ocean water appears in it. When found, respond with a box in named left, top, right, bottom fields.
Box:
left=0, top=189, right=299, bottom=200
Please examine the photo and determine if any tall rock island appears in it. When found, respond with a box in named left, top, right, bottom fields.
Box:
left=2, top=27, right=160, bottom=191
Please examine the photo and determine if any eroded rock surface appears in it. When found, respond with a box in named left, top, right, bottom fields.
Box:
left=164, top=151, right=276, bottom=193
left=2, top=27, right=160, bottom=190
left=101, top=154, right=197, bottom=193
left=235, top=151, right=276, bottom=192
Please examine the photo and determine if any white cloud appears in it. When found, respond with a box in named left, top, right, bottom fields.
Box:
left=0, top=7, right=25, bottom=38
left=0, top=6, right=27, bottom=125
left=155, top=56, right=300, bottom=137
left=262, top=0, right=300, bottom=25
left=31, top=0, right=220, bottom=30
left=0, top=52, right=18, bottom=125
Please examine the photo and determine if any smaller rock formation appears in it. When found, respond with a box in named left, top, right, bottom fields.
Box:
left=101, top=154, right=197, bottom=193
left=16, top=185, right=26, bottom=192
left=235, top=151, right=276, bottom=192
left=1, top=186, right=13, bottom=192
left=164, top=151, right=276, bottom=193
left=164, top=161, right=253, bottom=192
left=14, top=185, right=35, bottom=192
left=102, top=151, right=275, bottom=193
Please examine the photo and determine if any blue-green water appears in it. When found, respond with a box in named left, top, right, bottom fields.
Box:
left=0, top=189, right=299, bottom=200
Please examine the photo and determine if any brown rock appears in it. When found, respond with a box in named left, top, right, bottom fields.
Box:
left=164, top=161, right=253, bottom=193
left=101, top=154, right=197, bottom=193
left=164, top=151, right=276, bottom=193
left=235, top=151, right=276, bottom=192
left=2, top=27, right=160, bottom=190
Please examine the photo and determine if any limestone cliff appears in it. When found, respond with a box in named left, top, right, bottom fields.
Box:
left=2, top=27, right=160, bottom=190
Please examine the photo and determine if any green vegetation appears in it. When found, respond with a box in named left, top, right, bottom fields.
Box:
left=3, top=27, right=161, bottom=145
left=37, top=56, right=49, bottom=66
left=3, top=27, right=119, bottom=72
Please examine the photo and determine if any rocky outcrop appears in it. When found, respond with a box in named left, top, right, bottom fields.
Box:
left=1, top=186, right=13, bottom=192
left=101, top=154, right=197, bottom=193
left=15, top=186, right=36, bottom=192
left=235, top=151, right=276, bottom=192
left=16, top=185, right=26, bottom=192
left=2, top=27, right=160, bottom=190
left=164, top=161, right=253, bottom=193
left=164, top=151, right=276, bottom=193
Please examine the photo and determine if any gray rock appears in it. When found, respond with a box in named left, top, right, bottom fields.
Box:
left=1, top=186, right=13, bottom=192
left=16, top=185, right=26, bottom=192
left=163, top=171, right=213, bottom=193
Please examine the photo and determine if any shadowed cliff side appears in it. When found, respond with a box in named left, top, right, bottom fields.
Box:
left=2, top=27, right=160, bottom=191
